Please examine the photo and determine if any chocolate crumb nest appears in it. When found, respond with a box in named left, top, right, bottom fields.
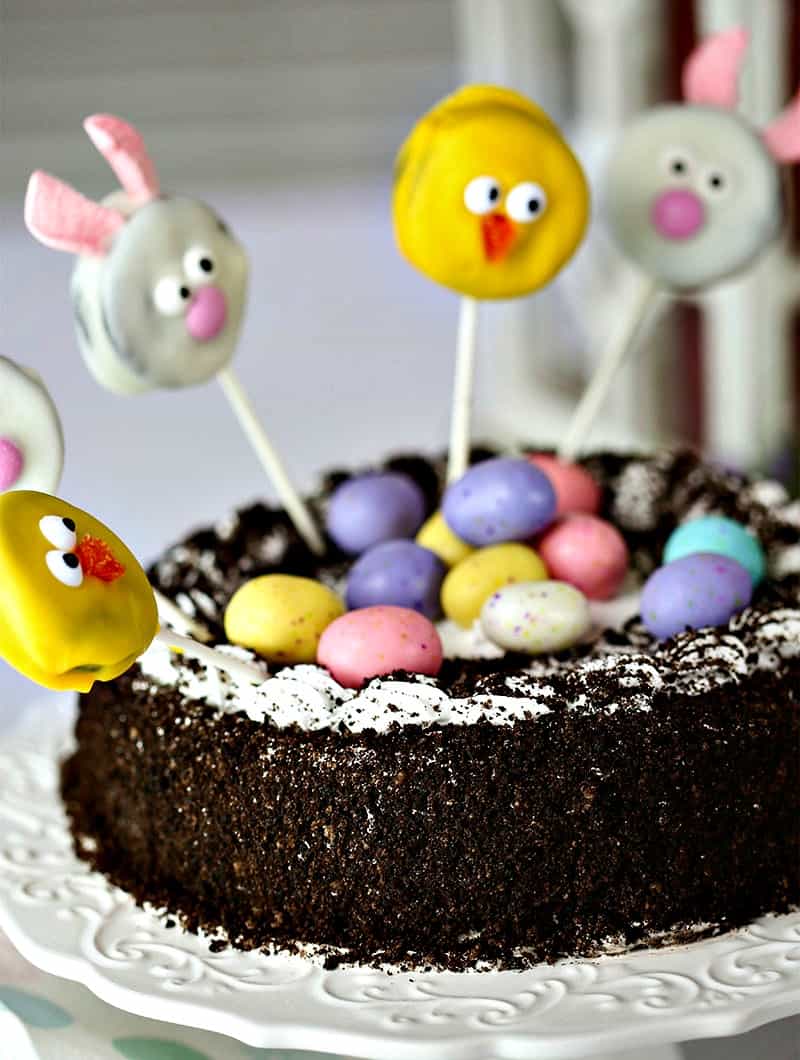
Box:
left=62, top=448, right=800, bottom=970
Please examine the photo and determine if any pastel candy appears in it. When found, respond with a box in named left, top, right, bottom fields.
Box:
left=441, top=542, right=547, bottom=628
left=481, top=580, right=590, bottom=654
left=0, top=357, right=64, bottom=494
left=664, top=515, right=765, bottom=586
left=526, top=453, right=601, bottom=516
left=0, top=491, right=158, bottom=692
left=641, top=552, right=753, bottom=640
left=443, top=457, right=556, bottom=547
left=416, top=510, right=473, bottom=567
left=327, top=472, right=426, bottom=556
left=537, top=514, right=629, bottom=600
left=346, top=540, right=445, bottom=618
left=393, top=85, right=589, bottom=300
left=224, top=574, right=344, bottom=664
left=317, top=605, right=443, bottom=689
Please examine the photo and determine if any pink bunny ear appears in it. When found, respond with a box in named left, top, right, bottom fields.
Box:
left=763, top=89, right=800, bottom=163
left=682, top=26, right=749, bottom=108
left=25, top=170, right=125, bottom=256
left=83, top=114, right=160, bottom=205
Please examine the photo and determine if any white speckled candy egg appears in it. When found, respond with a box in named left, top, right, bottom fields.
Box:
left=480, top=580, right=590, bottom=654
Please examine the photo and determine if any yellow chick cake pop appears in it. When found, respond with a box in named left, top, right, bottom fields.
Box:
left=393, top=85, right=589, bottom=300
left=0, top=491, right=158, bottom=691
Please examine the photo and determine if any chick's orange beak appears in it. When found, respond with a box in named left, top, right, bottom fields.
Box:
left=481, top=213, right=516, bottom=262
left=75, top=535, right=126, bottom=583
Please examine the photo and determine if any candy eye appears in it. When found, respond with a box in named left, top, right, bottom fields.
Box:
left=705, top=169, right=728, bottom=195
left=183, top=247, right=215, bottom=285
left=664, top=150, right=692, bottom=179
left=506, top=182, right=548, bottom=223
left=153, top=276, right=191, bottom=317
left=39, top=514, right=77, bottom=550
left=46, top=550, right=83, bottom=588
left=464, top=176, right=502, bottom=215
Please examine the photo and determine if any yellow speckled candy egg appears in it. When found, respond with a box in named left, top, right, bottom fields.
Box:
left=416, top=510, right=473, bottom=567
left=224, top=574, right=344, bottom=664
left=441, top=542, right=547, bottom=628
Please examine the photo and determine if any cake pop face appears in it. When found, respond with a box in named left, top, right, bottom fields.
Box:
left=25, top=115, right=249, bottom=395
left=606, top=106, right=782, bottom=290
left=0, top=491, right=158, bottom=691
left=0, top=357, right=64, bottom=494
left=393, top=86, right=589, bottom=300
left=73, top=196, right=248, bottom=393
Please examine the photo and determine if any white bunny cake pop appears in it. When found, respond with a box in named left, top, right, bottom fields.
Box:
left=605, top=27, right=800, bottom=290
left=0, top=356, right=64, bottom=493
left=25, top=115, right=248, bottom=394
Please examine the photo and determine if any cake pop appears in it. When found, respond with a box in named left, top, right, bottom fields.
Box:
left=560, top=27, right=800, bottom=460
left=393, top=85, right=589, bottom=480
left=0, top=357, right=63, bottom=493
left=25, top=114, right=324, bottom=554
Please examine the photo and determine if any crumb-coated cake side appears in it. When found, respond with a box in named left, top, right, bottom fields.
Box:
left=61, top=450, right=800, bottom=970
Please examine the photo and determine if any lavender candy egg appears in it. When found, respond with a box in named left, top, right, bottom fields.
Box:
left=443, top=457, right=557, bottom=547
left=346, top=540, right=445, bottom=619
left=327, top=472, right=426, bottom=555
left=640, top=552, right=753, bottom=640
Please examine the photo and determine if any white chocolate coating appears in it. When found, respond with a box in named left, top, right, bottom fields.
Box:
left=0, top=357, right=64, bottom=493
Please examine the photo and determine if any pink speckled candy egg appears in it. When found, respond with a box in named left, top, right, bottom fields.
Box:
left=538, top=513, right=629, bottom=600
left=526, top=453, right=601, bottom=516
left=317, top=605, right=443, bottom=689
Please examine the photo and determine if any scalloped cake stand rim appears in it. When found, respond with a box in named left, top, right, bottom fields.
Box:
left=0, top=698, right=798, bottom=1060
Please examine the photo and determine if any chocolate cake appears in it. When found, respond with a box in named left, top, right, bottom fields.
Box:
left=61, top=449, right=800, bottom=970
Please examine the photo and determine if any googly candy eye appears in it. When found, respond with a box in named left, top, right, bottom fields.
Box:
left=39, top=514, right=77, bottom=550
left=183, top=246, right=215, bottom=285
left=153, top=276, right=191, bottom=317
left=45, top=549, right=83, bottom=588
left=505, top=182, right=548, bottom=223
left=464, top=176, right=502, bottom=215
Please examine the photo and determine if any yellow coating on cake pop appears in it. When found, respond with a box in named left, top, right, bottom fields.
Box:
left=416, top=510, right=473, bottom=568
left=0, top=491, right=158, bottom=691
left=393, top=85, right=590, bottom=300
left=225, top=574, right=345, bottom=665
left=441, top=542, right=548, bottom=628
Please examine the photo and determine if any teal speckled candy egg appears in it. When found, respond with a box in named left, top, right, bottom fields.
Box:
left=663, top=515, right=766, bottom=586
left=480, top=580, right=590, bottom=654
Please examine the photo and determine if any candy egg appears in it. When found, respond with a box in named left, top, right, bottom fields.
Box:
left=346, top=540, right=445, bottom=618
left=537, top=514, right=629, bottom=600
left=318, top=605, right=443, bottom=689
left=641, top=553, right=753, bottom=640
left=481, top=580, right=590, bottom=654
left=326, top=472, right=426, bottom=555
left=416, top=510, right=473, bottom=567
left=526, top=453, right=602, bottom=516
left=441, top=542, right=548, bottom=628
left=225, top=574, right=344, bottom=664
left=663, top=515, right=765, bottom=586
left=443, top=457, right=556, bottom=547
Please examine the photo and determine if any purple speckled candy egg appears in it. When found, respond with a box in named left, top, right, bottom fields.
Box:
left=640, top=552, right=753, bottom=640
left=442, top=457, right=556, bottom=547
left=346, top=539, right=445, bottom=618
left=326, top=472, right=426, bottom=555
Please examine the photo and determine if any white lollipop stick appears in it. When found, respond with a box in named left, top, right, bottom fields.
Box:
left=217, top=367, right=325, bottom=556
left=447, top=295, right=479, bottom=483
left=559, top=276, right=659, bottom=462
left=153, top=628, right=266, bottom=686
left=154, top=589, right=213, bottom=643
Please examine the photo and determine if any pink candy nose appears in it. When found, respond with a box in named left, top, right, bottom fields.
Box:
left=0, top=438, right=24, bottom=490
left=185, top=286, right=227, bottom=341
left=651, top=189, right=705, bottom=240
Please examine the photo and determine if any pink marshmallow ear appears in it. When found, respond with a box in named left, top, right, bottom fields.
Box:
left=682, top=26, right=749, bottom=109
left=24, top=170, right=125, bottom=256
left=83, top=114, right=160, bottom=205
left=763, top=89, right=800, bottom=163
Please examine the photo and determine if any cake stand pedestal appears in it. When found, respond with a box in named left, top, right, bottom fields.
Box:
left=1, top=697, right=798, bottom=1060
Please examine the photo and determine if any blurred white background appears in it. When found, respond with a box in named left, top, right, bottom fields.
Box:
left=0, top=3, right=798, bottom=1055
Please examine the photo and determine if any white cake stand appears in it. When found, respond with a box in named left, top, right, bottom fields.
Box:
left=1, top=698, right=798, bottom=1060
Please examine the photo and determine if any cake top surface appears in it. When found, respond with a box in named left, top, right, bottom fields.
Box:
left=139, top=448, right=800, bottom=733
